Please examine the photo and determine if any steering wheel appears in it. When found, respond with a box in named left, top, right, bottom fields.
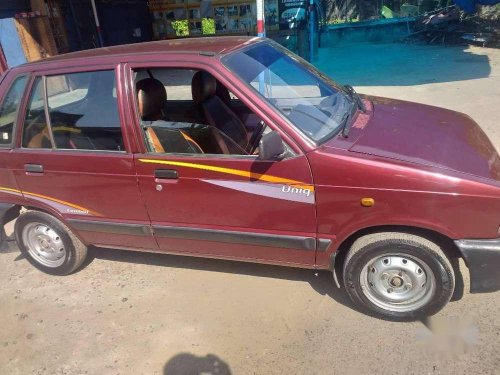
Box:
left=249, top=121, right=267, bottom=154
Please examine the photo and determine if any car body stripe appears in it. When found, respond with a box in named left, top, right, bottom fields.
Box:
left=138, top=159, right=315, bottom=191
left=23, top=191, right=101, bottom=216
left=0, top=186, right=101, bottom=216
left=202, top=179, right=315, bottom=204
left=0, top=187, right=22, bottom=194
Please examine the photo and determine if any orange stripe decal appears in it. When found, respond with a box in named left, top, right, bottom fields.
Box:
left=23, top=191, right=102, bottom=216
left=0, top=186, right=101, bottom=216
left=0, top=187, right=22, bottom=194
left=139, top=159, right=314, bottom=191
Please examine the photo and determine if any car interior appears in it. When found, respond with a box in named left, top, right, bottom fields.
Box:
left=22, top=70, right=125, bottom=151
left=134, top=68, right=268, bottom=156
left=20, top=68, right=272, bottom=156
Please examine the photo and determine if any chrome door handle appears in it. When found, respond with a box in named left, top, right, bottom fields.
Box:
left=24, top=164, right=44, bottom=174
left=154, top=169, right=178, bottom=179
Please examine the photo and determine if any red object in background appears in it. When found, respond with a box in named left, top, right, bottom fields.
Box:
left=0, top=45, right=8, bottom=74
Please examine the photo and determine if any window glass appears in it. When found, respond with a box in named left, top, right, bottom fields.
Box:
left=0, top=75, right=28, bottom=146
left=134, top=69, right=195, bottom=101
left=134, top=68, right=263, bottom=157
left=223, top=42, right=353, bottom=143
left=46, top=70, right=123, bottom=151
left=22, top=70, right=124, bottom=151
left=22, top=77, right=50, bottom=149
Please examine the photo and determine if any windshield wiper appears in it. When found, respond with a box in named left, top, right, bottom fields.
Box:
left=339, top=85, right=367, bottom=138
left=344, top=85, right=366, bottom=113
left=340, top=101, right=357, bottom=138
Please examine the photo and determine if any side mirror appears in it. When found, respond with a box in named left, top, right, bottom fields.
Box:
left=258, top=131, right=285, bottom=161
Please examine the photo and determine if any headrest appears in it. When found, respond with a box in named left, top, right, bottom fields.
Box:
left=191, top=71, right=217, bottom=104
left=136, top=78, right=167, bottom=121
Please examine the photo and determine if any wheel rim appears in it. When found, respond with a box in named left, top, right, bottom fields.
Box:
left=22, top=222, right=66, bottom=268
left=359, top=253, right=436, bottom=313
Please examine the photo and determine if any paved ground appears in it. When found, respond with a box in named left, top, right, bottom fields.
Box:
left=1, top=43, right=499, bottom=375
left=317, top=42, right=500, bottom=150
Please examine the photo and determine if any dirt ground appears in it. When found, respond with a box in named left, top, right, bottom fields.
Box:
left=1, top=43, right=499, bottom=375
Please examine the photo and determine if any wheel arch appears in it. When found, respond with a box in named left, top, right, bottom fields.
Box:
left=3, top=203, right=89, bottom=246
left=331, top=225, right=462, bottom=279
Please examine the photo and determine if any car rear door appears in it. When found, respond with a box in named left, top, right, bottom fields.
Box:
left=126, top=61, right=317, bottom=268
left=9, top=64, right=157, bottom=251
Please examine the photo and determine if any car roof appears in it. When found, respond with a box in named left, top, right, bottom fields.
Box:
left=23, top=36, right=261, bottom=68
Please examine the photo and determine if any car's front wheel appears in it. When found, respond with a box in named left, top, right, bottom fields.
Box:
left=15, top=210, right=88, bottom=275
left=343, top=232, right=455, bottom=320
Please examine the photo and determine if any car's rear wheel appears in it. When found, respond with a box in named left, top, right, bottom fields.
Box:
left=15, top=210, right=87, bottom=275
left=343, top=232, right=455, bottom=320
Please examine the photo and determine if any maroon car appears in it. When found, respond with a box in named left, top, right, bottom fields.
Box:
left=0, top=37, right=498, bottom=320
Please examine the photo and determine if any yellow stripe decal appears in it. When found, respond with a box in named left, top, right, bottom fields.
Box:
left=0, top=186, right=100, bottom=216
left=0, top=187, right=22, bottom=194
left=24, top=192, right=101, bottom=216
left=139, top=159, right=314, bottom=191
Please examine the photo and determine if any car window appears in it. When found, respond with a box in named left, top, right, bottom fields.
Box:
left=0, top=75, right=28, bottom=146
left=22, top=70, right=124, bottom=151
left=133, top=68, right=270, bottom=157
left=223, top=42, right=352, bottom=143
left=135, top=69, right=195, bottom=101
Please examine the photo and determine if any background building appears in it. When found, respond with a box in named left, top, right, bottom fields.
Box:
left=1, top=0, right=498, bottom=73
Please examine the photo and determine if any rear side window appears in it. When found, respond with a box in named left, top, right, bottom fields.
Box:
left=22, top=70, right=124, bottom=151
left=0, top=75, right=28, bottom=146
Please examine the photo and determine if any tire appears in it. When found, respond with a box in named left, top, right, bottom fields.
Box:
left=15, top=210, right=87, bottom=275
left=343, top=232, right=455, bottom=321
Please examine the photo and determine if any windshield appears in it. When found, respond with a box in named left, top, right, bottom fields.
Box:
left=222, top=42, right=352, bottom=143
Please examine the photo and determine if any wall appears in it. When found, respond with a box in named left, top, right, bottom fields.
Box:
left=97, top=0, right=152, bottom=46
left=323, top=18, right=415, bottom=46
left=0, top=0, right=30, bottom=19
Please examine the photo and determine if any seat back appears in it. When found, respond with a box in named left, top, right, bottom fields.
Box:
left=136, top=78, right=167, bottom=121
left=191, top=71, right=248, bottom=149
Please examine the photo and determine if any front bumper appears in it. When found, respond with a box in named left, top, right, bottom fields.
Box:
left=455, top=238, right=500, bottom=293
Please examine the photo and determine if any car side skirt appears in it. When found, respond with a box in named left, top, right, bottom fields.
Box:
left=153, top=225, right=316, bottom=251
left=68, top=219, right=317, bottom=252
left=68, top=219, right=151, bottom=236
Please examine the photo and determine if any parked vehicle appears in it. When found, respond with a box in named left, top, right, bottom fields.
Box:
left=0, top=37, right=498, bottom=320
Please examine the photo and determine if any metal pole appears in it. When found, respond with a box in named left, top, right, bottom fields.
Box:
left=90, top=0, right=104, bottom=47
left=256, top=0, right=266, bottom=95
left=256, top=0, right=266, bottom=37
left=309, top=0, right=315, bottom=62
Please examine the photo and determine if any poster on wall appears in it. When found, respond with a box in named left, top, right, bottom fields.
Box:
left=151, top=0, right=260, bottom=38
left=265, top=0, right=279, bottom=31
left=278, top=0, right=307, bottom=30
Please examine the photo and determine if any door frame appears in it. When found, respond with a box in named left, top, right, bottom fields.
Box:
left=123, top=59, right=320, bottom=268
left=121, top=58, right=306, bottom=156
left=9, top=62, right=157, bottom=250
left=13, top=62, right=136, bottom=153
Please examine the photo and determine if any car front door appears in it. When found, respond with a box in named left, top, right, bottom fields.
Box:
left=127, top=63, right=317, bottom=267
left=9, top=65, right=157, bottom=251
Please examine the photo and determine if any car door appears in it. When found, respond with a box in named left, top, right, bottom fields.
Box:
left=9, top=65, right=157, bottom=251
left=127, top=62, right=317, bottom=267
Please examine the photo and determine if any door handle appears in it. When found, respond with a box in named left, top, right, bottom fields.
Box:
left=154, top=169, right=178, bottom=180
left=24, top=164, right=44, bottom=174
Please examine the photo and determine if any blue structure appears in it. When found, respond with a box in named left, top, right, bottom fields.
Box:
left=0, top=18, right=27, bottom=68
left=454, top=0, right=500, bottom=13
left=1, top=1, right=30, bottom=69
